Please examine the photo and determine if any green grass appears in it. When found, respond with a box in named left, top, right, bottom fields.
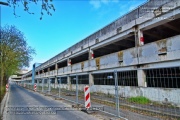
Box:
left=0, top=86, right=6, bottom=102
left=128, top=96, right=151, bottom=104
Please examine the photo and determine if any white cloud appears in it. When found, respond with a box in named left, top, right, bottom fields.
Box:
left=89, top=0, right=119, bottom=9
left=89, top=0, right=101, bottom=9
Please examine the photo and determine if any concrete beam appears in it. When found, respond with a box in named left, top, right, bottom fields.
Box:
left=112, top=41, right=134, bottom=48
left=163, top=23, right=180, bottom=33
left=143, top=32, right=162, bottom=39
left=139, top=8, right=180, bottom=30
left=91, top=28, right=134, bottom=50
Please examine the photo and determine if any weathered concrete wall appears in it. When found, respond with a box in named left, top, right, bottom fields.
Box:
left=34, top=35, right=180, bottom=77
left=71, top=63, right=82, bottom=73
left=139, top=35, right=180, bottom=64
left=90, top=85, right=180, bottom=106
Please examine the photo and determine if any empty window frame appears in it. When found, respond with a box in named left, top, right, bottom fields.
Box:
left=70, top=75, right=89, bottom=84
left=50, top=78, right=55, bottom=83
left=117, top=71, right=138, bottom=86
left=94, top=73, right=115, bottom=85
left=57, top=77, right=67, bottom=84
left=145, top=67, right=180, bottom=88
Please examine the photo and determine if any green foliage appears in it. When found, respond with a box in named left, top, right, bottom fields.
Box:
left=0, top=25, right=35, bottom=80
left=0, top=86, right=6, bottom=102
left=128, top=96, right=151, bottom=104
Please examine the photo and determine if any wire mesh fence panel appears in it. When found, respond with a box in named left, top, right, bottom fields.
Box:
left=58, top=76, right=75, bottom=102
left=50, top=78, right=59, bottom=96
left=117, top=70, right=145, bottom=119
left=116, top=68, right=180, bottom=120
left=36, top=80, right=42, bottom=92
left=144, top=67, right=180, bottom=120
left=29, top=84, right=34, bottom=90
left=92, top=72, right=117, bottom=116
left=26, top=83, right=29, bottom=89
left=30, top=84, right=33, bottom=90
left=19, top=67, right=179, bottom=119
left=68, top=76, right=78, bottom=103
left=42, top=79, right=50, bottom=94
left=77, top=75, right=89, bottom=106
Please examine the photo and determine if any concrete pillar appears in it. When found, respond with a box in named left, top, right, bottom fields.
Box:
left=55, top=63, right=58, bottom=75
left=67, top=58, right=71, bottom=66
left=89, top=72, right=94, bottom=86
left=48, top=78, right=51, bottom=92
left=48, top=68, right=50, bottom=76
left=42, top=79, right=44, bottom=92
left=89, top=49, right=94, bottom=60
left=137, top=69, right=147, bottom=87
left=67, top=76, right=71, bottom=90
left=55, top=63, right=58, bottom=70
left=37, top=79, right=39, bottom=91
left=138, top=29, right=144, bottom=46
left=55, top=77, right=58, bottom=88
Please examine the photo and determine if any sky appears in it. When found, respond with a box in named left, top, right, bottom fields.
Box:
left=1, top=0, right=147, bottom=71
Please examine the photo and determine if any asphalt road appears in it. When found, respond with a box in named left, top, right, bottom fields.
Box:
left=4, top=84, right=98, bottom=120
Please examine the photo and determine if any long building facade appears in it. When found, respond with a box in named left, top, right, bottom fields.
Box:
left=22, top=0, right=180, bottom=106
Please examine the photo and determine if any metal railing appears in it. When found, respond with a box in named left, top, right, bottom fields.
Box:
left=19, top=67, right=180, bottom=120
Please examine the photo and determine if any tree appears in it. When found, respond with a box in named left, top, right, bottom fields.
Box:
left=0, top=0, right=55, bottom=20
left=0, top=25, right=35, bottom=86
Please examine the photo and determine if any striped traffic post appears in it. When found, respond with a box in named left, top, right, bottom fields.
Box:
left=84, top=85, right=91, bottom=109
left=138, top=30, right=144, bottom=45
left=34, top=83, right=37, bottom=92
left=6, top=84, right=9, bottom=92
left=90, top=49, right=94, bottom=59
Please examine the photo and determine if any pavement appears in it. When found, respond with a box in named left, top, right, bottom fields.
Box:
left=3, top=83, right=99, bottom=120
left=1, top=91, right=8, bottom=120
left=5, top=84, right=179, bottom=120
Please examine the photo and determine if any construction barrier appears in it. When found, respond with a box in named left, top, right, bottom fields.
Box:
left=6, top=84, right=9, bottom=92
left=84, top=85, right=91, bottom=109
left=34, top=84, right=37, bottom=92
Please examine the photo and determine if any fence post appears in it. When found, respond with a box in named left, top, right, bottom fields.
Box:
left=114, top=70, right=120, bottom=117
left=76, top=75, right=78, bottom=104
left=37, top=80, right=39, bottom=91
left=59, top=77, right=61, bottom=98
left=48, top=78, right=51, bottom=94
left=42, top=79, right=44, bottom=93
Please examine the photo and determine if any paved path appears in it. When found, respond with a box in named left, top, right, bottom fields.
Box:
left=4, top=84, right=97, bottom=120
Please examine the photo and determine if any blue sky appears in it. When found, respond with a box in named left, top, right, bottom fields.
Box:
left=1, top=0, right=147, bottom=70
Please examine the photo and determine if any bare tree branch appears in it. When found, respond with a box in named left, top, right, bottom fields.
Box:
left=5, top=0, right=55, bottom=20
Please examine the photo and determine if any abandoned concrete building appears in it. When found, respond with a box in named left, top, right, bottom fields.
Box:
left=21, top=0, right=180, bottom=106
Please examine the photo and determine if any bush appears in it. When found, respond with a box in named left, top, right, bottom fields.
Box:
left=0, top=86, right=6, bottom=102
left=128, top=96, right=151, bottom=104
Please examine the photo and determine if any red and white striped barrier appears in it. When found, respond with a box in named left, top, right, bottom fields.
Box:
left=84, top=85, right=91, bottom=109
left=140, top=36, right=144, bottom=45
left=6, top=84, right=9, bottom=92
left=68, top=59, right=71, bottom=66
left=90, top=50, right=94, bottom=59
left=34, top=84, right=37, bottom=91
left=139, top=30, right=144, bottom=45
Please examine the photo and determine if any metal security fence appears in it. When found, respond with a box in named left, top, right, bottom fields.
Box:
left=118, top=68, right=180, bottom=120
left=20, top=67, right=180, bottom=120
left=145, top=67, right=180, bottom=88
